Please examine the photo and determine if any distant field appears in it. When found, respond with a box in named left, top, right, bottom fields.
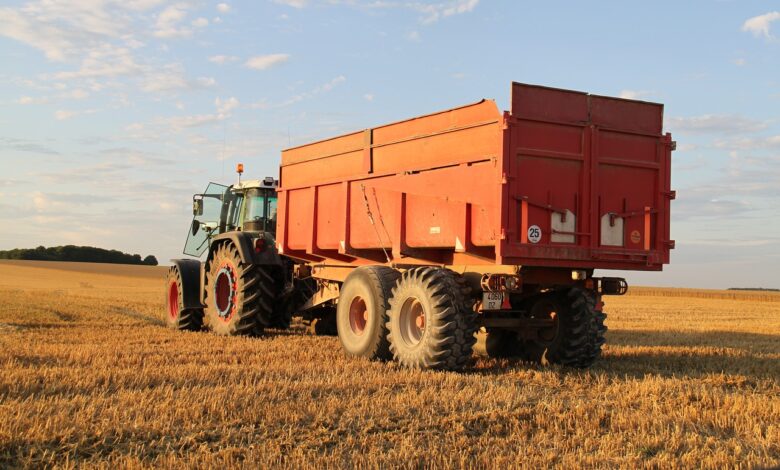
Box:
left=0, top=261, right=778, bottom=468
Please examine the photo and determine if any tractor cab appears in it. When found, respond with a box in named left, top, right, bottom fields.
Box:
left=184, top=165, right=278, bottom=258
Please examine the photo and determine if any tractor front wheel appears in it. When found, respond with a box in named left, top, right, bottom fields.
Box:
left=164, top=265, right=203, bottom=331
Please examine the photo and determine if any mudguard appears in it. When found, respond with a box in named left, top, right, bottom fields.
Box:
left=210, top=231, right=283, bottom=266
left=170, top=259, right=204, bottom=310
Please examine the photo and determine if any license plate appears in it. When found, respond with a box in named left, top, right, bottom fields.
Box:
left=482, top=291, right=505, bottom=311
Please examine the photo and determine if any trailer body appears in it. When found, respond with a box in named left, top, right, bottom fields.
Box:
left=276, top=82, right=674, bottom=272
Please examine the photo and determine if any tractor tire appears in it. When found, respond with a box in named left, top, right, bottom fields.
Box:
left=520, top=288, right=607, bottom=368
left=164, top=265, right=203, bottom=331
left=336, top=266, right=400, bottom=360
left=253, top=266, right=286, bottom=330
left=203, top=243, right=266, bottom=336
left=387, top=267, right=477, bottom=371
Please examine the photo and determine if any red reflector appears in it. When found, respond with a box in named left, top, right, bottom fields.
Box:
left=254, top=238, right=266, bottom=253
left=501, top=295, right=511, bottom=310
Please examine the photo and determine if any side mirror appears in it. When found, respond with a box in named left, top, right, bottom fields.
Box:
left=191, top=219, right=201, bottom=236
left=193, top=196, right=203, bottom=216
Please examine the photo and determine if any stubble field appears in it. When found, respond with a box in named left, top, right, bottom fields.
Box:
left=0, top=260, right=778, bottom=469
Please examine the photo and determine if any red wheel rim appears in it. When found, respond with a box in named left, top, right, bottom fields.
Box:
left=348, top=296, right=368, bottom=335
left=214, top=264, right=237, bottom=321
left=168, top=281, right=179, bottom=320
left=399, top=297, right=425, bottom=346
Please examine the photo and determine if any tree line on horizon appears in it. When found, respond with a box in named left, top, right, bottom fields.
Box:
left=0, top=245, right=158, bottom=266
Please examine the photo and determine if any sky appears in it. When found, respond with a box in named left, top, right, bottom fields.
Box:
left=0, top=0, right=779, bottom=289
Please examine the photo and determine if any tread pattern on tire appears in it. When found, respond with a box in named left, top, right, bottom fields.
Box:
left=203, top=243, right=265, bottom=336
left=550, top=288, right=606, bottom=367
left=387, top=267, right=477, bottom=371
left=337, top=266, right=401, bottom=361
left=165, top=266, right=203, bottom=331
left=487, top=288, right=607, bottom=368
left=249, top=264, right=283, bottom=330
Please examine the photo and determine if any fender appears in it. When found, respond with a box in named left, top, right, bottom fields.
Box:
left=170, top=258, right=204, bottom=310
left=210, top=231, right=283, bottom=266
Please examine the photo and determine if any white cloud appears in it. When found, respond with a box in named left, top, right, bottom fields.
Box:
left=55, top=110, right=76, bottom=120
left=138, top=63, right=216, bottom=93
left=209, top=54, right=240, bottom=64
left=273, top=0, right=479, bottom=24
left=215, top=96, right=240, bottom=117
left=0, top=7, right=80, bottom=61
left=715, top=135, right=780, bottom=151
left=154, top=3, right=192, bottom=38
left=123, top=0, right=168, bottom=11
left=18, top=96, right=48, bottom=105
left=66, top=89, right=90, bottom=100
left=217, top=3, right=231, bottom=13
left=733, top=58, right=747, bottom=66
left=318, top=75, right=345, bottom=92
left=742, top=11, right=780, bottom=38
left=619, top=90, right=652, bottom=100
left=196, top=77, right=217, bottom=88
left=54, top=108, right=99, bottom=120
left=248, top=76, right=347, bottom=109
left=53, top=44, right=143, bottom=80
left=667, top=115, right=768, bottom=135
left=245, top=53, right=290, bottom=70
left=127, top=95, right=241, bottom=135
left=363, top=93, right=374, bottom=101
left=192, top=17, right=209, bottom=28
left=415, top=0, right=480, bottom=24
left=407, top=30, right=421, bottom=41
left=273, top=0, right=307, bottom=8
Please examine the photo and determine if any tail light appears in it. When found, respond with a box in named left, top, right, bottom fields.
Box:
left=254, top=238, right=266, bottom=253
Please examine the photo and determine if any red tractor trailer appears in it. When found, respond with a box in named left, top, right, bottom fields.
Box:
left=166, top=82, right=675, bottom=371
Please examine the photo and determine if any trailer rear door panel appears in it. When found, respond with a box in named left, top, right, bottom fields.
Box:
left=502, top=83, right=672, bottom=269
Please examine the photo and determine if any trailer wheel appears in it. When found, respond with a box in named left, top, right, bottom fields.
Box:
left=336, top=266, right=400, bottom=360
left=203, top=243, right=264, bottom=336
left=387, top=267, right=477, bottom=371
left=522, top=288, right=606, bottom=368
left=164, top=265, right=203, bottom=331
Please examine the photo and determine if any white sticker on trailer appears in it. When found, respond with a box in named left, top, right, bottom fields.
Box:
left=527, top=225, right=542, bottom=243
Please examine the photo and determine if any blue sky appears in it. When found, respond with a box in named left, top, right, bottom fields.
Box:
left=1, top=0, right=779, bottom=289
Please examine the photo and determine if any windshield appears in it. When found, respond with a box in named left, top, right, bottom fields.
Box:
left=183, top=182, right=228, bottom=257
left=243, top=189, right=277, bottom=234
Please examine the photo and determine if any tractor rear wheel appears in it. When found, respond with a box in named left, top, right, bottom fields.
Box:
left=164, top=265, right=203, bottom=331
left=252, top=266, right=286, bottom=330
left=387, top=267, right=477, bottom=371
left=336, top=266, right=400, bottom=360
left=203, top=243, right=266, bottom=336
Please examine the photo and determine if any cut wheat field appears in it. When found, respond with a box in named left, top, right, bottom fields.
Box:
left=0, top=260, right=778, bottom=469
